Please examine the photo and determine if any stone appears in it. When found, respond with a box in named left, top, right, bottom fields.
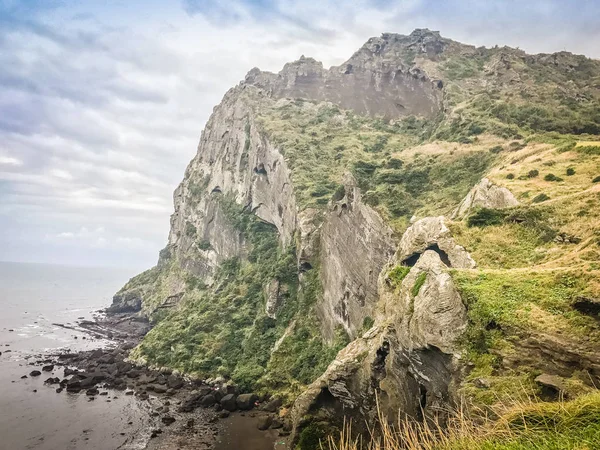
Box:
left=29, top=370, right=42, bottom=377
left=220, top=394, right=237, bottom=412
left=236, top=393, right=258, bottom=410
left=535, top=374, right=569, bottom=399
left=256, top=415, right=273, bottom=430
left=166, top=375, right=183, bottom=390
left=161, top=416, right=176, bottom=426
left=452, top=178, right=519, bottom=219
left=42, top=365, right=54, bottom=372
left=262, top=397, right=282, bottom=412
left=264, top=279, right=281, bottom=319
left=200, top=393, right=216, bottom=407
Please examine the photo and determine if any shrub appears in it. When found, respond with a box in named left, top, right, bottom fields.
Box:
left=566, top=167, right=576, bottom=176
left=532, top=193, right=550, bottom=203
left=506, top=173, right=515, bottom=179
left=556, top=141, right=576, bottom=153
left=527, top=169, right=539, bottom=178
left=198, top=240, right=212, bottom=251
left=467, top=208, right=507, bottom=227
left=576, top=145, right=600, bottom=155
left=489, top=145, right=503, bottom=154
left=388, top=265, right=410, bottom=287
left=362, top=316, right=375, bottom=331
left=544, top=173, right=563, bottom=182
left=185, top=222, right=197, bottom=237
left=593, top=176, right=600, bottom=183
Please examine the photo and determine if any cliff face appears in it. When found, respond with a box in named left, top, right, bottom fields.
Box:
left=112, top=28, right=600, bottom=447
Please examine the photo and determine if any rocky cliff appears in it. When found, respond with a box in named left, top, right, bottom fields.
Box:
left=111, top=29, right=600, bottom=448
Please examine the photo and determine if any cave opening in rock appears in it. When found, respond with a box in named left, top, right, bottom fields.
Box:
left=299, top=262, right=313, bottom=272
left=403, top=243, right=451, bottom=267
left=371, top=341, right=390, bottom=390
left=254, top=163, right=268, bottom=175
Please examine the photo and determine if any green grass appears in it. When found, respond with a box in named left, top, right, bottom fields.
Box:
left=132, top=196, right=344, bottom=397
left=388, top=265, right=411, bottom=288
left=412, top=272, right=427, bottom=297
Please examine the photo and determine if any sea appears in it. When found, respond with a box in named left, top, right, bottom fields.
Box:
left=0, top=261, right=150, bottom=450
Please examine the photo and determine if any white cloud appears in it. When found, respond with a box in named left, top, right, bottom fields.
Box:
left=0, top=156, right=23, bottom=166
left=1, top=0, right=598, bottom=267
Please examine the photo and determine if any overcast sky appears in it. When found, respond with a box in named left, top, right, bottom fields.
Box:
left=1, top=0, right=599, bottom=269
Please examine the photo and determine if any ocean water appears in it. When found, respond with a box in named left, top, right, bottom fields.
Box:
left=0, top=261, right=150, bottom=450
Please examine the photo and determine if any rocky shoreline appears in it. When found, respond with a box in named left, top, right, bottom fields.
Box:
left=21, top=312, right=288, bottom=449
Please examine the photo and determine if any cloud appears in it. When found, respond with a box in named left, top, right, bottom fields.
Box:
left=1, top=0, right=599, bottom=268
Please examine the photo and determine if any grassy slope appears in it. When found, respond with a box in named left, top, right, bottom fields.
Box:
left=129, top=196, right=348, bottom=401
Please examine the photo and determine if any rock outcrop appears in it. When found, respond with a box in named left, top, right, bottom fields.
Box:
left=318, top=174, right=396, bottom=341
left=452, top=178, right=519, bottom=219
left=245, top=30, right=445, bottom=119
left=396, top=216, right=476, bottom=269
left=290, top=245, right=469, bottom=444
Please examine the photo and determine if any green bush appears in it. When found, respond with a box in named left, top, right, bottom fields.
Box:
left=593, top=176, right=600, bottom=183
left=388, top=265, right=411, bottom=287
left=489, top=145, right=503, bottom=154
left=467, top=208, right=507, bottom=227
left=362, top=316, right=375, bottom=331
left=185, top=222, right=197, bottom=237
left=566, top=167, right=576, bottom=176
left=532, top=193, right=550, bottom=203
left=527, top=169, right=539, bottom=178
left=197, top=240, right=212, bottom=251
left=544, top=173, right=563, bottom=182
left=506, top=173, right=515, bottom=179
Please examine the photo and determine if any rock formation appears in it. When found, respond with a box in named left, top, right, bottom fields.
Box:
left=110, top=28, right=600, bottom=448
left=452, top=177, right=519, bottom=219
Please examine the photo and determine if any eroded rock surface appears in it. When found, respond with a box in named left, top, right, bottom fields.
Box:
left=396, top=216, right=476, bottom=269
left=452, top=177, right=519, bottom=219
left=318, top=175, right=396, bottom=341
left=245, top=30, right=445, bottom=119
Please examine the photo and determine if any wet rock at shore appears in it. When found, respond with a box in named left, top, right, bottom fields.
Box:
left=42, top=364, right=54, bottom=372
left=29, top=370, right=41, bottom=377
left=257, top=415, right=273, bottom=430
left=236, top=393, right=258, bottom=410
left=220, top=394, right=237, bottom=412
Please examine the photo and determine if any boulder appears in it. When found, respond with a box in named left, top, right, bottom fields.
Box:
left=42, top=365, right=54, bottom=372
left=396, top=216, right=476, bottom=269
left=166, top=375, right=184, bottom=390
left=262, top=397, right=282, bottom=412
left=200, top=393, right=216, bottom=407
left=220, top=394, right=237, bottom=412
left=257, top=415, right=273, bottom=430
left=29, top=370, right=42, bottom=377
left=452, top=178, right=519, bottom=219
left=236, top=393, right=258, bottom=410
left=535, top=374, right=569, bottom=399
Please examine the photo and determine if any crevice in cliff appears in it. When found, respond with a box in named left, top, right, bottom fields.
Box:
left=371, top=340, right=390, bottom=391
left=403, top=243, right=451, bottom=267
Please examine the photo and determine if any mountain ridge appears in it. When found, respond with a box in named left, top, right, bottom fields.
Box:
left=109, top=29, right=600, bottom=449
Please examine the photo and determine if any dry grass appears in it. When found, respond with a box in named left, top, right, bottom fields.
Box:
left=325, top=392, right=600, bottom=450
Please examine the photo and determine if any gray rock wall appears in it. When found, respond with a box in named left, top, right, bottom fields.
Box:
left=317, top=177, right=396, bottom=341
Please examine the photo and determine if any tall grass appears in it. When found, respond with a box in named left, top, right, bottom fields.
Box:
left=325, top=392, right=600, bottom=450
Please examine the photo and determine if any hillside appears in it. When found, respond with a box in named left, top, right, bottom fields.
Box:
left=109, top=29, right=600, bottom=448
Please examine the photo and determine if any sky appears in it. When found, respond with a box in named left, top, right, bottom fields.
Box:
left=1, top=0, right=599, bottom=269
